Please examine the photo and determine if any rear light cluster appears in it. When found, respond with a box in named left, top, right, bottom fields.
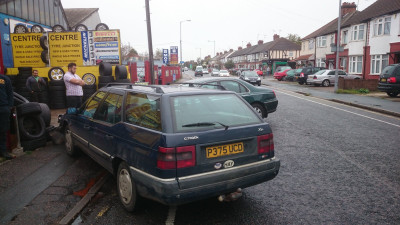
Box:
left=157, top=146, right=196, bottom=169
left=300, top=72, right=305, bottom=77
left=313, top=75, right=317, bottom=79
left=388, top=77, right=397, bottom=83
left=257, top=134, right=274, bottom=158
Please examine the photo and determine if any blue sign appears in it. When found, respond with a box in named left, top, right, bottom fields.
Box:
left=180, top=61, right=184, bottom=64
left=81, top=31, right=89, bottom=63
left=163, top=49, right=169, bottom=64
left=170, top=46, right=178, bottom=54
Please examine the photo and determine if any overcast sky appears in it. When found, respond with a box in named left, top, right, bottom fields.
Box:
left=61, top=0, right=376, bottom=61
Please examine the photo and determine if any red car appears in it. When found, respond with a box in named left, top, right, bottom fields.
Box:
left=254, top=69, right=263, bottom=76
left=273, top=69, right=291, bottom=81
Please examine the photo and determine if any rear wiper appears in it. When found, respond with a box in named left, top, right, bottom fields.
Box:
left=182, top=122, right=229, bottom=130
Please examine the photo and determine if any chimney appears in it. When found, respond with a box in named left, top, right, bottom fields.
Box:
left=246, top=42, right=252, bottom=48
left=229, top=49, right=233, bottom=52
left=273, top=34, right=280, bottom=41
left=341, top=2, right=357, bottom=15
left=258, top=40, right=263, bottom=45
left=238, top=47, right=242, bottom=50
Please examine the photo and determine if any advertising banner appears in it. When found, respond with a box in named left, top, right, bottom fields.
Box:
left=92, top=30, right=121, bottom=64
left=49, top=32, right=84, bottom=66
left=163, top=49, right=169, bottom=64
left=11, top=33, right=46, bottom=67
left=170, top=46, right=178, bottom=65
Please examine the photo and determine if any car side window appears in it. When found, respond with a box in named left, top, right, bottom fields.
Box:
left=81, top=91, right=107, bottom=119
left=93, top=93, right=123, bottom=124
left=339, top=71, right=346, bottom=75
left=394, top=67, right=400, bottom=77
left=125, top=92, right=161, bottom=131
left=220, top=81, right=241, bottom=93
left=328, top=71, right=335, bottom=75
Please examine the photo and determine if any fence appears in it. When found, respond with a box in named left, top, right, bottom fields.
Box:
left=338, top=77, right=379, bottom=91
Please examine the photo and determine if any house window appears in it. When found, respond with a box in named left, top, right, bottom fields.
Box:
left=342, top=30, right=348, bottom=44
left=371, top=55, right=389, bottom=74
left=308, top=40, right=314, bottom=50
left=289, top=51, right=293, bottom=57
left=352, top=24, right=365, bottom=41
left=316, top=58, right=326, bottom=67
left=330, top=34, right=335, bottom=44
left=349, top=56, right=363, bottom=73
left=317, top=36, right=327, bottom=47
left=374, top=16, right=391, bottom=36
left=340, top=57, right=347, bottom=70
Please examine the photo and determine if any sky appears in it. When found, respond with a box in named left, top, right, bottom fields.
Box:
left=61, top=0, right=377, bottom=61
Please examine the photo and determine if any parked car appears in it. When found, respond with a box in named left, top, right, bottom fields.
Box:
left=240, top=70, right=261, bottom=86
left=273, top=69, right=291, bottom=81
left=255, top=69, right=263, bottom=76
left=378, top=64, right=400, bottom=97
left=195, top=68, right=203, bottom=77
left=285, top=69, right=301, bottom=81
left=59, top=83, right=280, bottom=211
left=186, top=77, right=278, bottom=118
left=211, top=69, right=220, bottom=76
left=236, top=68, right=251, bottom=76
left=202, top=69, right=209, bottom=74
left=219, top=70, right=230, bottom=77
left=275, top=66, right=291, bottom=73
left=294, top=67, right=326, bottom=85
left=307, top=69, right=362, bottom=87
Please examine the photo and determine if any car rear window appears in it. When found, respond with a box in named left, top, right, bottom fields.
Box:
left=171, top=94, right=261, bottom=132
left=381, top=65, right=397, bottom=77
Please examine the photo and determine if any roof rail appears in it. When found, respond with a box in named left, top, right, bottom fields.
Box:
left=178, top=83, right=226, bottom=90
left=104, top=83, right=164, bottom=93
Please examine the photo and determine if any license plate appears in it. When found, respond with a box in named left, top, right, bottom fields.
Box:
left=206, top=142, right=244, bottom=158
left=380, top=78, right=386, bottom=82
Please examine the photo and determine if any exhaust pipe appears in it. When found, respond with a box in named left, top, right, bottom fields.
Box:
left=218, top=188, right=242, bottom=202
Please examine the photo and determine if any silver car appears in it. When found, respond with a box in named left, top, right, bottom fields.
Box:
left=307, top=69, right=362, bottom=87
left=211, top=69, right=220, bottom=76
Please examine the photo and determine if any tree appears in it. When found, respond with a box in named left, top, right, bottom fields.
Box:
left=121, top=42, right=138, bottom=61
left=154, top=48, right=162, bottom=60
left=224, top=60, right=235, bottom=70
left=286, top=34, right=302, bottom=45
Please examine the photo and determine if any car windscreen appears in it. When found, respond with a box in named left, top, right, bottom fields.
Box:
left=315, top=70, right=326, bottom=75
left=286, top=70, right=295, bottom=75
left=380, top=65, right=397, bottom=77
left=244, top=71, right=258, bottom=77
left=171, top=94, right=261, bottom=132
left=220, top=70, right=228, bottom=73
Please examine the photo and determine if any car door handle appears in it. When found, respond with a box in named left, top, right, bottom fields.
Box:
left=84, top=125, right=91, bottom=130
left=105, top=134, right=114, bottom=140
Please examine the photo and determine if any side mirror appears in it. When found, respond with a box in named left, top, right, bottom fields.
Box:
left=66, top=107, right=78, bottom=115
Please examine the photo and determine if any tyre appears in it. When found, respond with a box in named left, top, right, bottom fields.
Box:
left=49, top=85, right=66, bottom=91
left=83, top=84, right=97, bottom=90
left=48, top=67, right=65, bottom=81
left=251, top=103, right=267, bottom=118
left=16, top=102, right=42, bottom=116
left=52, top=24, right=65, bottom=32
left=99, top=62, right=112, bottom=76
left=39, top=103, right=51, bottom=127
left=49, top=79, right=65, bottom=86
left=298, top=82, right=304, bottom=85
left=115, top=79, right=131, bottom=83
left=322, top=79, right=330, bottom=87
left=40, top=35, right=48, bottom=50
left=95, top=23, right=109, bottom=31
left=82, top=73, right=96, bottom=85
left=258, top=82, right=261, bottom=86
left=21, top=136, right=47, bottom=152
left=18, top=115, right=46, bottom=141
left=98, top=76, right=114, bottom=83
left=13, top=92, right=29, bottom=105
left=14, top=24, right=28, bottom=33
left=98, top=83, right=109, bottom=89
left=115, top=65, right=128, bottom=80
left=387, top=92, right=399, bottom=97
left=49, top=102, right=66, bottom=109
left=75, top=24, right=88, bottom=32
left=41, top=50, right=49, bottom=64
left=18, top=67, right=33, bottom=73
left=64, top=126, right=80, bottom=156
left=117, top=162, right=140, bottom=212
left=31, top=25, right=44, bottom=33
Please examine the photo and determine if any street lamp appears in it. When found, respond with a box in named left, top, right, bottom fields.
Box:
left=208, top=40, right=215, bottom=57
left=180, top=19, right=191, bottom=64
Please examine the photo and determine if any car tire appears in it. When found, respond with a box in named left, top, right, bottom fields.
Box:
left=95, top=23, right=109, bottom=31
left=64, top=126, right=80, bottom=156
left=82, top=73, right=96, bottom=85
left=258, top=82, right=261, bottom=86
left=98, top=76, right=114, bottom=83
left=387, top=92, right=399, bottom=97
left=39, top=103, right=51, bottom=127
left=49, top=85, right=66, bottom=91
left=99, top=62, right=112, bottom=76
left=322, top=80, right=330, bottom=87
left=298, top=81, right=304, bottom=85
left=18, top=115, right=46, bottom=141
left=48, top=67, right=65, bottom=81
left=52, top=24, right=65, bottom=32
left=41, top=50, right=49, bottom=64
left=31, top=25, right=44, bottom=33
left=251, top=103, right=267, bottom=118
left=40, top=35, right=48, bottom=50
left=49, top=79, right=65, bottom=86
left=115, top=65, right=128, bottom=80
left=21, top=136, right=47, bottom=152
left=14, top=24, right=28, bottom=33
left=16, top=102, right=42, bottom=117
left=117, top=162, right=141, bottom=212
left=74, top=24, right=88, bottom=32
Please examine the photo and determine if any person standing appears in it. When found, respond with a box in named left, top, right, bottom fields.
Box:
left=64, top=63, right=85, bottom=108
left=25, top=69, right=46, bottom=102
left=266, top=66, right=271, bottom=77
left=0, top=71, right=14, bottom=160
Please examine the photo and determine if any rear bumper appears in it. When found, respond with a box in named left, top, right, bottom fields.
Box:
left=264, top=99, right=278, bottom=113
left=130, top=157, right=280, bottom=205
left=378, top=83, right=400, bottom=92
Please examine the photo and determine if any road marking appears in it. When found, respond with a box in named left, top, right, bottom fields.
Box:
left=165, top=206, right=177, bottom=225
left=274, top=88, right=400, bottom=128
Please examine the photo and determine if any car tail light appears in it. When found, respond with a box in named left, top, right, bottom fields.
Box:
left=300, top=72, right=304, bottom=77
left=272, top=90, right=276, bottom=97
left=388, top=77, right=397, bottom=83
left=157, top=146, right=196, bottom=169
left=257, top=134, right=274, bottom=158
left=313, top=75, right=317, bottom=79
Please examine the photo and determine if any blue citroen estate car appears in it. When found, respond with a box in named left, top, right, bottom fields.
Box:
left=59, top=83, right=280, bottom=211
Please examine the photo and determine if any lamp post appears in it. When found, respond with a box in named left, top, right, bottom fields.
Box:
left=208, top=40, right=215, bottom=57
left=334, top=0, right=342, bottom=93
left=180, top=19, right=191, bottom=64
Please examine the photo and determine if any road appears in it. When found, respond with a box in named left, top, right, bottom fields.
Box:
left=2, top=71, right=399, bottom=224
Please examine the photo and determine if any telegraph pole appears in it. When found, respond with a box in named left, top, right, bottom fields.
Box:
left=145, top=0, right=155, bottom=84
left=334, top=0, right=342, bottom=92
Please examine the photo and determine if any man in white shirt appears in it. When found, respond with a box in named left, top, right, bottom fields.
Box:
left=64, top=63, right=85, bottom=108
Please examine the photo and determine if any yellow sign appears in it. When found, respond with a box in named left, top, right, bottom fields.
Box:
left=49, top=32, right=83, bottom=67
left=11, top=33, right=46, bottom=67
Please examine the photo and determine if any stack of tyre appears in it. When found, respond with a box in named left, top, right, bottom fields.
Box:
left=97, top=62, right=114, bottom=89
left=15, top=67, right=33, bottom=100
left=114, top=65, right=129, bottom=83
left=14, top=95, right=51, bottom=152
left=82, top=73, right=97, bottom=102
left=48, top=67, right=67, bottom=109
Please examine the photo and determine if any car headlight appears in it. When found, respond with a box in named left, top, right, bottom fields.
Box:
left=245, top=77, right=249, bottom=80
left=257, top=77, right=261, bottom=80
